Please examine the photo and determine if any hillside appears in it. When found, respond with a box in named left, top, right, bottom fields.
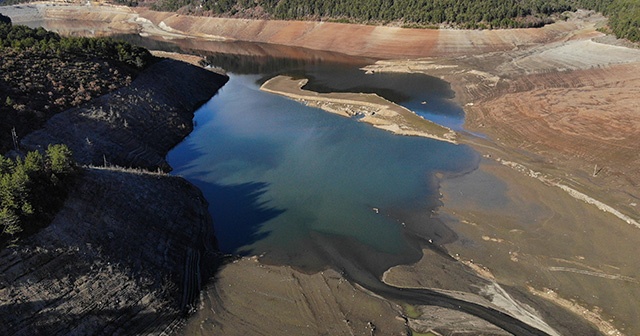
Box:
left=0, top=58, right=228, bottom=335
left=139, top=0, right=640, bottom=41
left=0, top=15, right=170, bottom=247
left=0, top=13, right=154, bottom=153
left=20, top=58, right=224, bottom=171
left=0, top=11, right=229, bottom=334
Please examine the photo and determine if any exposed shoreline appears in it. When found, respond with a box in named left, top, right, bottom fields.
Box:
left=260, top=75, right=457, bottom=143
left=3, top=3, right=640, bottom=335
left=0, top=57, right=228, bottom=334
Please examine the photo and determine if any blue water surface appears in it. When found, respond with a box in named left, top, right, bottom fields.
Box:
left=168, top=73, right=478, bottom=258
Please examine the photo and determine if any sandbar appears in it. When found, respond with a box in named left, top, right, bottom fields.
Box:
left=260, top=75, right=458, bottom=143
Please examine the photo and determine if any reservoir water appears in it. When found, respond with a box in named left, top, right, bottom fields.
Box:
left=16, top=17, right=632, bottom=335
left=112, top=40, right=547, bottom=333
left=167, top=53, right=480, bottom=273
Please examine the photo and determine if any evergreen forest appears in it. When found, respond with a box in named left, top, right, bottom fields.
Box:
left=0, top=144, right=75, bottom=245
left=144, top=0, right=640, bottom=41
left=0, top=13, right=154, bottom=153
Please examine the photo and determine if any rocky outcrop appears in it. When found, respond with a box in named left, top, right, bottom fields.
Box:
left=0, top=59, right=227, bottom=335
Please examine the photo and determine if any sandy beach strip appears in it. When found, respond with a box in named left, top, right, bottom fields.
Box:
left=260, top=75, right=458, bottom=144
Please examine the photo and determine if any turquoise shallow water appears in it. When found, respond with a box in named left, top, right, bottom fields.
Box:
left=168, top=72, right=479, bottom=265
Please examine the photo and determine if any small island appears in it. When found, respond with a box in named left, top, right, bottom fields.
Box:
left=260, top=75, right=458, bottom=143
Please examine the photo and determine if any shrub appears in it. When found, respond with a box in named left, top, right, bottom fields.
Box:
left=0, top=145, right=76, bottom=244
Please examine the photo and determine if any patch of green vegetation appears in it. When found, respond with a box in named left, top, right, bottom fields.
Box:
left=0, top=19, right=152, bottom=69
left=401, top=23, right=440, bottom=29
left=1, top=144, right=76, bottom=246
left=404, top=303, right=422, bottom=319
left=151, top=0, right=572, bottom=28
left=604, top=0, right=640, bottom=41
left=403, top=304, right=439, bottom=336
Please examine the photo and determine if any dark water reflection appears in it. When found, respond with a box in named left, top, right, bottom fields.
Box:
left=20, top=22, right=479, bottom=277
left=192, top=181, right=283, bottom=255
left=117, top=34, right=466, bottom=130
left=167, top=73, right=479, bottom=273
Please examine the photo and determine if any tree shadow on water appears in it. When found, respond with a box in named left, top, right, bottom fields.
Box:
left=194, top=181, right=285, bottom=256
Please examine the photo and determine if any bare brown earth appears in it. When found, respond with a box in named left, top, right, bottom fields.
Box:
left=0, top=58, right=227, bottom=334
left=131, top=8, right=593, bottom=59
left=462, top=62, right=640, bottom=220
left=4, top=3, right=640, bottom=335
left=366, top=22, right=640, bottom=333
left=431, top=158, right=640, bottom=336
left=184, top=257, right=409, bottom=336
left=260, top=75, right=457, bottom=143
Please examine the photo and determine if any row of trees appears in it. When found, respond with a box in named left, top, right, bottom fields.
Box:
left=0, top=22, right=153, bottom=69
left=147, top=0, right=638, bottom=39
left=1, top=145, right=75, bottom=244
left=264, top=0, right=573, bottom=28
left=603, top=0, right=640, bottom=41
left=0, top=14, right=155, bottom=153
left=151, top=0, right=573, bottom=28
